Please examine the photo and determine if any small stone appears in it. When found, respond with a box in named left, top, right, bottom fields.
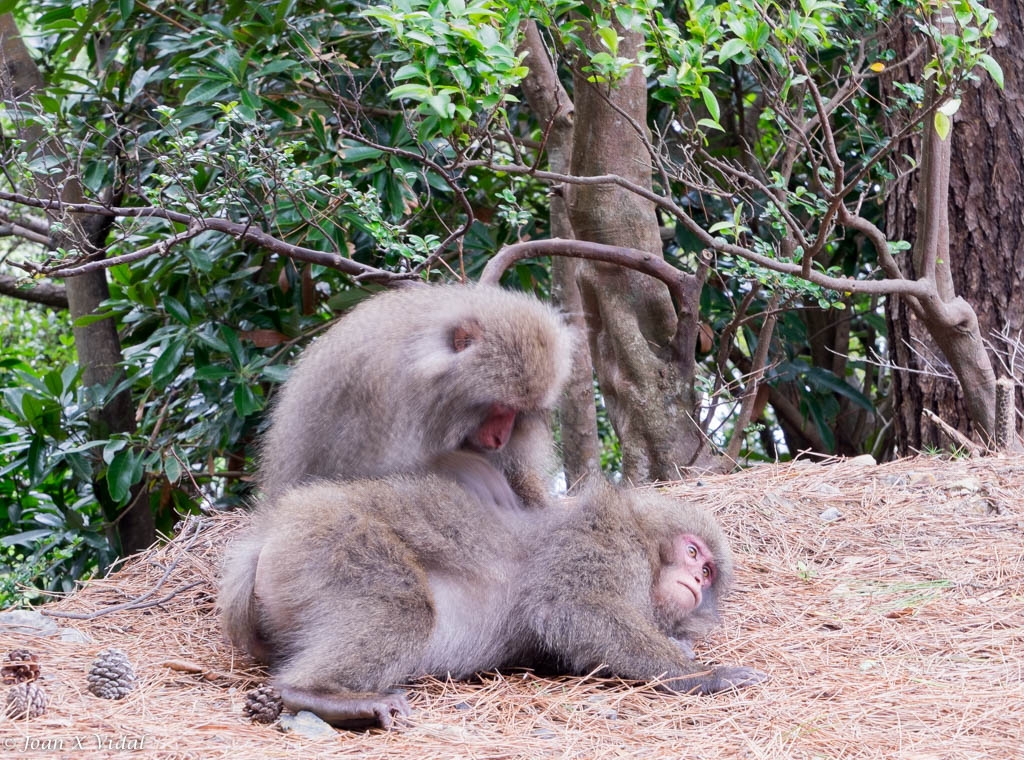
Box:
left=847, top=454, right=877, bottom=467
left=819, top=507, right=843, bottom=523
left=278, top=710, right=337, bottom=740
left=0, top=610, right=58, bottom=637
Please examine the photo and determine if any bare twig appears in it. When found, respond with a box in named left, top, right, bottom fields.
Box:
left=43, top=518, right=206, bottom=620
left=922, top=408, right=983, bottom=456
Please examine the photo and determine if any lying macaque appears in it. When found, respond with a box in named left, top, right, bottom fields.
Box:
left=220, top=456, right=766, bottom=728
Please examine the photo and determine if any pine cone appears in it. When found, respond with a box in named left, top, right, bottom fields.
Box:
left=87, top=648, right=136, bottom=699
left=5, top=681, right=47, bottom=719
left=243, top=685, right=283, bottom=724
left=1, top=649, right=40, bottom=684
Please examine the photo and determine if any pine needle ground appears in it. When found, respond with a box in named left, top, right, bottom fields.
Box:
left=1, top=455, right=1021, bottom=759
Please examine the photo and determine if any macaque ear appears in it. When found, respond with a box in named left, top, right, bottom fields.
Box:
left=450, top=320, right=483, bottom=353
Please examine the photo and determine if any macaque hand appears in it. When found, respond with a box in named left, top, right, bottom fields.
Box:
left=663, top=665, right=769, bottom=695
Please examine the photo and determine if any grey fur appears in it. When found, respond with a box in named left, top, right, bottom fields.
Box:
left=219, top=463, right=767, bottom=728
left=258, top=283, right=574, bottom=506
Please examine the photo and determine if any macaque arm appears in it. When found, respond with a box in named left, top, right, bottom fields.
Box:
left=277, top=685, right=410, bottom=730
left=495, top=412, right=557, bottom=507
left=532, top=597, right=767, bottom=694
left=430, top=451, right=521, bottom=510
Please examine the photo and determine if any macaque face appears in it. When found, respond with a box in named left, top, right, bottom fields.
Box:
left=655, top=533, right=717, bottom=615
left=466, top=404, right=517, bottom=451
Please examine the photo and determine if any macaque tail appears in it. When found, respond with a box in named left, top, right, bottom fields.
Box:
left=218, top=535, right=272, bottom=662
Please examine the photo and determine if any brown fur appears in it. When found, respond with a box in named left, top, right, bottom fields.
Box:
left=257, top=283, right=573, bottom=506
left=219, top=462, right=766, bottom=728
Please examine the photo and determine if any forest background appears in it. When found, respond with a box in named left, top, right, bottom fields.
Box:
left=0, top=0, right=1020, bottom=605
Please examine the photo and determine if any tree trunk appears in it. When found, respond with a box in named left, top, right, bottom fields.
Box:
left=569, top=22, right=707, bottom=482
left=0, top=13, right=155, bottom=554
left=946, top=0, right=1024, bottom=440
left=885, top=9, right=1019, bottom=453
left=518, top=22, right=600, bottom=488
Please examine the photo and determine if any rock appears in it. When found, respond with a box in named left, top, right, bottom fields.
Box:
left=819, top=507, right=843, bottom=522
left=847, top=454, right=877, bottom=467
left=278, top=710, right=337, bottom=740
left=0, top=611, right=59, bottom=637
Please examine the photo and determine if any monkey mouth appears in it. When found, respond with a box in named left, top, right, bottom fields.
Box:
left=677, top=581, right=701, bottom=607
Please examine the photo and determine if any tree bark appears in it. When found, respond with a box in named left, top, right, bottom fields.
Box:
left=884, top=10, right=1015, bottom=453
left=946, top=0, right=1024, bottom=441
left=518, top=22, right=600, bottom=488
left=569, top=22, right=707, bottom=481
left=0, top=274, right=68, bottom=308
left=0, top=13, right=155, bottom=554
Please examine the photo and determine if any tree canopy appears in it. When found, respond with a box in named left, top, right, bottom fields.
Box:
left=0, top=0, right=1008, bottom=602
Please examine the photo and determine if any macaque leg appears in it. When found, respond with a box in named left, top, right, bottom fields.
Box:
left=276, top=685, right=411, bottom=730
left=270, top=527, right=436, bottom=729
left=273, top=616, right=428, bottom=730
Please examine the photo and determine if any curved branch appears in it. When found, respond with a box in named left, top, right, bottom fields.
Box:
left=481, top=238, right=696, bottom=308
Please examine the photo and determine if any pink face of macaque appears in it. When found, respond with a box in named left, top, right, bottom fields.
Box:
left=466, top=404, right=517, bottom=451
left=657, top=533, right=717, bottom=614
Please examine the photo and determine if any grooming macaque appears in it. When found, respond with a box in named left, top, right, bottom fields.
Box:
left=220, top=458, right=766, bottom=728
left=258, top=284, right=573, bottom=507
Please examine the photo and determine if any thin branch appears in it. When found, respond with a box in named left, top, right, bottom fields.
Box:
left=0, top=191, right=402, bottom=282
left=922, top=408, right=983, bottom=456
left=725, top=293, right=782, bottom=464
left=43, top=518, right=206, bottom=621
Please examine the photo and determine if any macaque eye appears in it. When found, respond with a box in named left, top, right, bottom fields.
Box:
left=702, top=564, right=712, bottom=580
left=686, top=544, right=698, bottom=559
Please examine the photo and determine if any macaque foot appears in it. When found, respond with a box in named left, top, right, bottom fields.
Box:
left=278, top=685, right=411, bottom=730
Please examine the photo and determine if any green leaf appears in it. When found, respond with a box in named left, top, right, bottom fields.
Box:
left=102, top=439, right=128, bottom=464
left=118, top=0, right=135, bottom=21
left=233, top=383, right=263, bottom=417
left=700, top=86, right=720, bottom=124
left=26, top=437, right=45, bottom=482
left=978, top=54, right=1004, bottom=88
left=43, top=369, right=64, bottom=397
left=805, top=367, right=875, bottom=412
left=388, top=83, right=432, bottom=101
left=163, top=453, right=182, bottom=483
left=261, top=364, right=292, bottom=384
left=74, top=312, right=115, bottom=327
left=394, top=63, right=424, bottom=82
left=719, top=38, right=750, bottom=64
left=596, top=26, right=618, bottom=55
left=219, top=325, right=245, bottom=369
left=107, top=449, right=142, bottom=505
left=1, top=529, right=54, bottom=547
left=697, top=118, right=725, bottom=132
left=194, top=365, right=235, bottom=380
left=152, top=337, right=186, bottom=390
left=339, top=145, right=384, bottom=163
left=183, top=79, right=231, bottom=106
left=163, top=296, right=191, bottom=325
left=933, top=111, right=951, bottom=141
